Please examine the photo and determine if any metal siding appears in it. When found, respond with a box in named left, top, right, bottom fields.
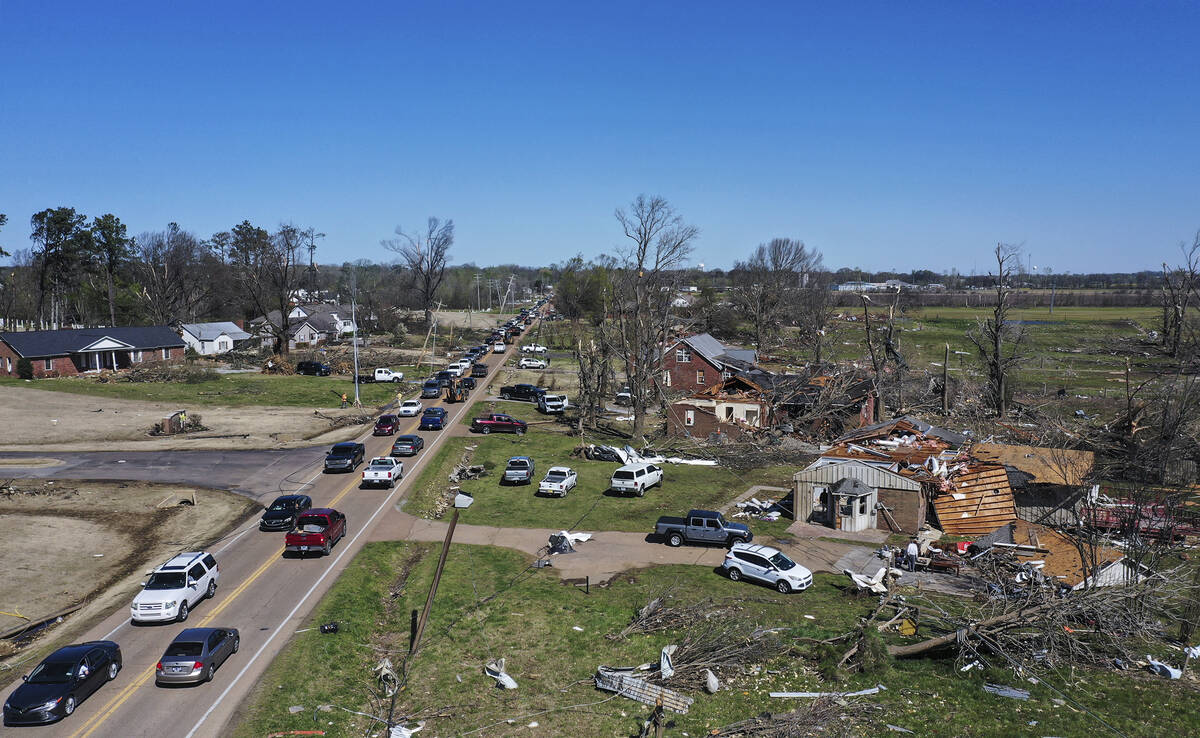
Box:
left=793, top=461, right=920, bottom=491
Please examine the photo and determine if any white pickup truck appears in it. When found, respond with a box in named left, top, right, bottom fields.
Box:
left=374, top=368, right=404, bottom=383
left=361, top=457, right=404, bottom=488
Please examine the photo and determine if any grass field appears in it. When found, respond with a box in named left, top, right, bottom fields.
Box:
left=0, top=369, right=424, bottom=408
left=233, top=542, right=1200, bottom=738
left=405, top=399, right=794, bottom=533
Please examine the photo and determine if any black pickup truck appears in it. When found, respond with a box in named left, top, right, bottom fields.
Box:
left=655, top=510, right=752, bottom=547
left=499, top=383, right=544, bottom=402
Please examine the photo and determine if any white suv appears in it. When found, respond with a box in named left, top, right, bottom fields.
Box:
left=723, top=543, right=812, bottom=593
left=130, top=552, right=220, bottom=623
left=610, top=463, right=663, bottom=497
left=518, top=357, right=548, bottom=370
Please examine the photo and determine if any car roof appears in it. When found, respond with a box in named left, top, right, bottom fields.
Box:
left=47, top=642, right=110, bottom=659
left=394, top=434, right=420, bottom=441
left=546, top=466, right=573, bottom=474
left=331, top=442, right=360, bottom=449
left=157, top=551, right=208, bottom=570
left=272, top=494, right=308, bottom=503
left=728, top=542, right=780, bottom=556
left=402, top=399, right=421, bottom=404
left=615, top=462, right=656, bottom=471
left=301, top=507, right=339, bottom=516
left=508, top=456, right=532, bottom=462
left=172, top=627, right=224, bottom=642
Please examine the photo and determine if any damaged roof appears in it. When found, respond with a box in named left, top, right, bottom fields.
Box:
left=977, top=519, right=1124, bottom=588
left=835, top=416, right=970, bottom=448
left=970, top=443, right=1094, bottom=487
left=931, top=464, right=1018, bottom=535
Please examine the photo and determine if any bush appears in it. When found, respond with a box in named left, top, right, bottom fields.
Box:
left=16, top=358, right=32, bottom=380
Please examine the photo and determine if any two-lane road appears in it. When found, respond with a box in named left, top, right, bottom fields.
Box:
left=1, top=330, right=535, bottom=737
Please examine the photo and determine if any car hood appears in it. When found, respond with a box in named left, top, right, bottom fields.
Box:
left=133, top=589, right=183, bottom=606
left=785, top=564, right=814, bottom=580
left=7, top=681, right=68, bottom=710
left=326, top=456, right=353, bottom=463
left=262, top=509, right=298, bottom=522
left=726, top=522, right=751, bottom=535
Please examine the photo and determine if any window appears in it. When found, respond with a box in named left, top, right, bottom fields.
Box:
left=132, top=350, right=143, bottom=363
left=662, top=371, right=671, bottom=388
left=724, top=406, right=734, bottom=421
left=684, top=409, right=695, bottom=427
left=858, top=497, right=868, bottom=515
left=675, top=348, right=691, bottom=362
left=696, top=371, right=705, bottom=385
left=162, top=348, right=170, bottom=360
left=43, top=358, right=53, bottom=371
left=5, top=357, right=10, bottom=372
left=188, top=563, right=205, bottom=581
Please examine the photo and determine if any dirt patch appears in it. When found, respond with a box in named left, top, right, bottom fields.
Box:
left=0, top=457, right=62, bottom=468
left=0, top=385, right=366, bottom=451
left=0, top=480, right=256, bottom=661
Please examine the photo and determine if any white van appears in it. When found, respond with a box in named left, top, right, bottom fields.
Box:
left=610, top=463, right=663, bottom=497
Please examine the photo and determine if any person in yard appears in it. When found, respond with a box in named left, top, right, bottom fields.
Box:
left=904, top=538, right=920, bottom=571
left=340, top=393, right=349, bottom=408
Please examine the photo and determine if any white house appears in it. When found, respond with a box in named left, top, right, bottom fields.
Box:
left=178, top=322, right=252, bottom=356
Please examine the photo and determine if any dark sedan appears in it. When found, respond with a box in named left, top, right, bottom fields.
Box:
left=4, top=641, right=122, bottom=726
left=373, top=414, right=400, bottom=436
left=155, top=627, right=240, bottom=685
left=259, top=494, right=313, bottom=531
left=390, top=434, right=425, bottom=457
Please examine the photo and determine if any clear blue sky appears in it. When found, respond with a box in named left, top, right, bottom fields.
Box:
left=1, top=1, right=1197, bottom=273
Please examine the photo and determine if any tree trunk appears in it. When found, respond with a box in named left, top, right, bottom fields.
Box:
left=106, top=272, right=116, bottom=327
left=888, top=602, right=1055, bottom=657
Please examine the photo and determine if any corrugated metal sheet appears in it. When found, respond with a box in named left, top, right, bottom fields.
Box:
left=933, top=464, right=1018, bottom=535
left=795, top=461, right=921, bottom=491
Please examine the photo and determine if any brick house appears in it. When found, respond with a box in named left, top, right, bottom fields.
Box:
left=658, top=333, right=757, bottom=393
left=0, top=326, right=186, bottom=378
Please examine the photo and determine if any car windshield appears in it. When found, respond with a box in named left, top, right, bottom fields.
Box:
left=614, top=471, right=635, bottom=480
left=27, top=661, right=75, bottom=684
left=329, top=447, right=354, bottom=457
left=768, top=552, right=796, bottom=571
left=269, top=500, right=297, bottom=511
left=508, top=460, right=530, bottom=469
left=145, top=572, right=186, bottom=590
left=404, top=401, right=420, bottom=407
left=164, top=642, right=204, bottom=659
left=369, top=460, right=392, bottom=468
left=546, top=471, right=567, bottom=480
left=377, top=416, right=396, bottom=424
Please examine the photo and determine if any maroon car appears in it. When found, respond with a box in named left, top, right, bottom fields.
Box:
left=471, top=413, right=527, bottom=435
left=373, top=415, right=399, bottom=435
left=284, top=509, right=347, bottom=556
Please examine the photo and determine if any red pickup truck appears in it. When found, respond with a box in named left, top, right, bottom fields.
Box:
left=284, top=508, right=347, bottom=556
left=471, top=414, right=527, bottom=435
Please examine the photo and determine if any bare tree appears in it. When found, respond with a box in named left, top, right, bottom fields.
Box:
left=795, top=270, right=835, bottom=365
left=731, top=238, right=823, bottom=352
left=967, top=244, right=1027, bottom=416
left=1159, top=233, right=1200, bottom=359
left=134, top=224, right=211, bottom=325
left=0, top=213, right=8, bottom=258
left=383, top=217, right=454, bottom=326
left=608, top=195, right=698, bottom=441
left=226, top=221, right=306, bottom=355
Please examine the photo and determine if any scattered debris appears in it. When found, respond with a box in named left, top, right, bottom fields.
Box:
left=704, top=669, right=720, bottom=694
left=844, top=567, right=901, bottom=595
left=887, top=725, right=915, bottom=734
left=485, top=658, right=518, bottom=689
left=1146, top=655, right=1182, bottom=679
left=594, top=666, right=693, bottom=713
left=319, top=621, right=339, bottom=634
left=770, top=684, right=887, bottom=698
left=660, top=644, right=677, bottom=680
left=982, top=683, right=1030, bottom=700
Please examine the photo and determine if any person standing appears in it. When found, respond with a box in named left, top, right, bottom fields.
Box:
left=904, top=538, right=920, bottom=572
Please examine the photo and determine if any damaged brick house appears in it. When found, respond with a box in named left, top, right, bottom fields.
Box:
left=657, top=333, right=757, bottom=393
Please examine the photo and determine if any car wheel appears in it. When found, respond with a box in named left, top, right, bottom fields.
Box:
left=177, top=601, right=189, bottom=622
left=63, top=695, right=76, bottom=716
left=204, top=664, right=214, bottom=682
left=107, top=661, right=120, bottom=681
left=393, top=378, right=402, bottom=383
left=727, top=567, right=742, bottom=582
left=636, top=487, right=645, bottom=497
left=776, top=579, right=791, bottom=594
left=232, top=636, right=240, bottom=654
left=515, top=428, right=525, bottom=436
left=480, top=426, right=490, bottom=434
left=206, top=580, right=217, bottom=599
left=727, top=536, right=746, bottom=547
left=323, top=541, right=331, bottom=555
left=667, top=532, right=684, bottom=547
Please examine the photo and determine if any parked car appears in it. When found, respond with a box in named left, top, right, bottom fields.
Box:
left=390, top=434, right=424, bottom=456
left=295, top=360, right=331, bottom=376
left=470, top=413, right=527, bottom=435
left=518, top=357, right=548, bottom=370
left=537, top=393, right=568, bottom=413
left=722, top=542, right=812, bottom=593
left=361, top=457, right=403, bottom=488
left=521, top=344, right=548, bottom=354
left=499, top=383, right=544, bottom=402
left=610, top=463, right=663, bottom=497
left=284, top=508, right=347, bottom=556
left=131, top=552, right=220, bottom=623
left=373, top=415, right=399, bottom=435
left=373, top=367, right=404, bottom=383
left=396, top=399, right=423, bottom=417
left=614, top=387, right=633, bottom=406
left=492, top=342, right=506, bottom=353
left=259, top=494, right=313, bottom=532
left=419, top=407, right=448, bottom=431
left=3, top=641, right=122, bottom=725
left=324, top=442, right=365, bottom=472
left=503, top=456, right=535, bottom=485
left=421, top=379, right=442, bottom=398
left=154, top=627, right=239, bottom=685
left=471, top=362, right=489, bottom=378
left=538, top=467, right=577, bottom=497
left=461, top=376, right=477, bottom=390
left=655, top=510, right=751, bottom=547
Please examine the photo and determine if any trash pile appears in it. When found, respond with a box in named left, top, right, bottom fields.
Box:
left=576, top=444, right=717, bottom=466
left=731, top=496, right=790, bottom=522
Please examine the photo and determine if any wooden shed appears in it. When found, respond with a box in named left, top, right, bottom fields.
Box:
left=794, top=460, right=926, bottom=533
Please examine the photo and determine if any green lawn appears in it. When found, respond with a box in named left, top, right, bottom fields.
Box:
left=0, top=369, right=424, bottom=408
left=406, top=400, right=795, bottom=534
left=233, top=541, right=1200, bottom=738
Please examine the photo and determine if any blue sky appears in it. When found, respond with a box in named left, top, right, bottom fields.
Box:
left=1, top=1, right=1196, bottom=273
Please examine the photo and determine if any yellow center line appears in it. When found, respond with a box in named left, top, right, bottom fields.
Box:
left=69, top=667, right=154, bottom=738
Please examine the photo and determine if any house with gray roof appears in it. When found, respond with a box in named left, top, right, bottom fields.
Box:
left=657, top=332, right=758, bottom=393
left=250, top=304, right=357, bottom=351
left=0, top=326, right=186, bottom=378
left=178, top=322, right=253, bottom=355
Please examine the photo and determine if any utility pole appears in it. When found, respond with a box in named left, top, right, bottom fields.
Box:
left=351, top=269, right=361, bottom=407
left=306, top=230, right=325, bottom=297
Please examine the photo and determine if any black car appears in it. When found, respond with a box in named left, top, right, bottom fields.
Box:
left=295, top=360, right=332, bottom=376
left=155, top=627, right=240, bottom=685
left=461, top=376, right=477, bottom=391
left=4, top=641, right=122, bottom=726
left=500, top=383, right=545, bottom=402
left=323, top=442, right=365, bottom=472
left=390, top=434, right=425, bottom=456
left=471, top=362, right=489, bottom=378
left=259, top=494, right=313, bottom=531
